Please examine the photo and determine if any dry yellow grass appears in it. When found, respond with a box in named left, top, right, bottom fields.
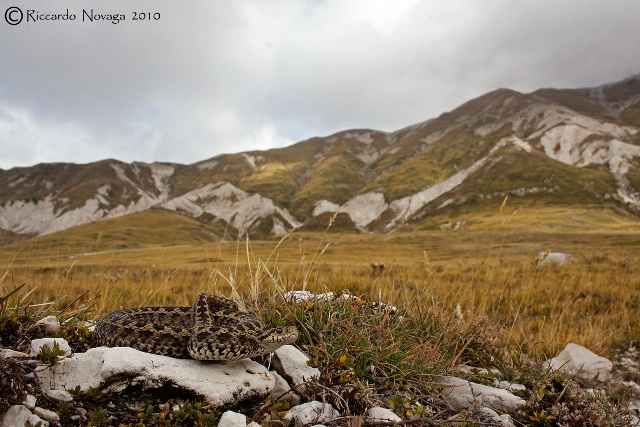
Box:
left=1, top=206, right=639, bottom=358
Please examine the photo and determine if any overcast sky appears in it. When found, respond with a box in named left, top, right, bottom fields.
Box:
left=1, top=0, right=639, bottom=169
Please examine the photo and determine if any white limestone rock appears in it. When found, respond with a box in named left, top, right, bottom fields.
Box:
left=272, top=345, right=320, bottom=387
left=538, top=252, right=573, bottom=265
left=34, top=346, right=274, bottom=407
left=447, top=407, right=514, bottom=426
left=270, top=370, right=301, bottom=406
left=478, top=408, right=515, bottom=427
left=284, top=401, right=340, bottom=427
left=22, top=395, right=37, bottom=410
left=33, top=407, right=60, bottom=423
left=30, top=337, right=73, bottom=357
left=284, top=291, right=335, bottom=303
left=0, top=349, right=29, bottom=358
left=1, top=405, right=48, bottom=427
left=365, top=407, right=401, bottom=423
left=439, top=376, right=526, bottom=412
left=498, top=413, right=516, bottom=427
left=494, top=381, right=527, bottom=393
left=547, top=343, right=613, bottom=382
left=218, top=411, right=247, bottom=427
left=44, top=389, right=73, bottom=403
left=455, top=365, right=501, bottom=377
left=35, top=316, right=61, bottom=335
left=76, top=407, right=88, bottom=420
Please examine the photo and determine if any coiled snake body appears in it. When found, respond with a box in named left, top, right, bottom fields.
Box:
left=94, top=293, right=298, bottom=360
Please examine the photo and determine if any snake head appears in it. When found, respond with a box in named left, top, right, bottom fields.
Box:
left=258, top=326, right=298, bottom=355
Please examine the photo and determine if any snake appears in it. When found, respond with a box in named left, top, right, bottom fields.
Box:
left=94, top=293, right=298, bottom=361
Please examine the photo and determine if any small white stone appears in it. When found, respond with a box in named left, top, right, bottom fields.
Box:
left=272, top=345, right=320, bottom=387
left=76, top=407, right=88, bottom=420
left=538, top=252, right=573, bottom=265
left=22, top=394, right=37, bottom=410
left=439, top=376, right=526, bottom=412
left=0, top=349, right=30, bottom=358
left=365, top=407, right=401, bottom=422
left=33, top=407, right=60, bottom=422
left=218, top=411, right=247, bottom=427
left=30, top=338, right=72, bottom=357
left=247, top=422, right=261, bottom=427
left=475, top=408, right=515, bottom=427
left=35, top=316, right=61, bottom=335
left=499, top=413, right=516, bottom=427
left=1, top=405, right=48, bottom=427
left=45, top=389, right=73, bottom=402
left=547, top=343, right=613, bottom=383
left=284, top=401, right=339, bottom=427
left=495, top=381, right=527, bottom=392
left=270, top=370, right=301, bottom=406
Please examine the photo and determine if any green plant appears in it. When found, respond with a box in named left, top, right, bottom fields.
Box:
left=67, top=385, right=84, bottom=399
left=133, top=400, right=219, bottom=427
left=37, top=340, right=65, bottom=366
left=138, top=404, right=172, bottom=426
left=87, top=408, right=108, bottom=426
left=56, top=401, right=74, bottom=416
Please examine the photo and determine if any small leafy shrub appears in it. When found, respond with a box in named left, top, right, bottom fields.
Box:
left=56, top=401, right=74, bottom=417
left=137, top=400, right=219, bottom=427
left=87, top=408, right=108, bottom=426
left=57, top=321, right=95, bottom=353
left=37, top=340, right=65, bottom=366
left=252, top=400, right=291, bottom=425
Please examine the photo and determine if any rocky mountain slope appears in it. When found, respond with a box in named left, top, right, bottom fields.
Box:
left=1, top=75, right=639, bottom=240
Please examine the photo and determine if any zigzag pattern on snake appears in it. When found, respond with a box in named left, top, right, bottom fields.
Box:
left=94, top=293, right=298, bottom=361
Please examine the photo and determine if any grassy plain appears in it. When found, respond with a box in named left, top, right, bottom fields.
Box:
left=1, top=204, right=639, bottom=359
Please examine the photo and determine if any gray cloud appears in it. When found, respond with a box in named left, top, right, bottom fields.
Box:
left=1, top=0, right=639, bottom=169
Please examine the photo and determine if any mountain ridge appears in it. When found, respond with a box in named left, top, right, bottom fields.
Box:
left=2, top=75, right=640, bottom=241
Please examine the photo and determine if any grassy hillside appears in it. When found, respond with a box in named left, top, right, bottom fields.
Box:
left=241, top=140, right=322, bottom=210
left=534, top=88, right=617, bottom=121
left=4, top=208, right=226, bottom=262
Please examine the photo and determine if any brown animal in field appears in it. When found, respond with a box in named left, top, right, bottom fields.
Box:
left=370, top=262, right=386, bottom=277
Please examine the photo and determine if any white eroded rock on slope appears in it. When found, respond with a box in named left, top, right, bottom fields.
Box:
left=161, top=182, right=302, bottom=234
left=0, top=162, right=302, bottom=237
left=314, top=138, right=518, bottom=231
left=0, top=161, right=174, bottom=236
